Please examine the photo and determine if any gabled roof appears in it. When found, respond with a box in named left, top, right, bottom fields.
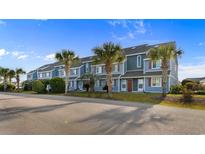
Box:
left=123, top=41, right=175, bottom=56
left=28, top=41, right=176, bottom=73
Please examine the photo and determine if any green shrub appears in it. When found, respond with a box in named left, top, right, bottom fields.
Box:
left=181, top=79, right=199, bottom=86
left=22, top=80, right=33, bottom=91
left=32, top=80, right=45, bottom=93
left=185, top=82, right=199, bottom=91
left=170, top=84, right=183, bottom=94
left=195, top=90, right=205, bottom=95
left=0, top=83, right=15, bottom=91
left=49, top=77, right=65, bottom=93
left=182, top=88, right=193, bottom=103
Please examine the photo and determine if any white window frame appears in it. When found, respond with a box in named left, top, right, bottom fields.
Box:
left=96, top=80, right=100, bottom=87
left=85, top=63, right=89, bottom=72
left=96, top=66, right=102, bottom=74
left=112, top=64, right=118, bottom=72
left=121, top=79, right=127, bottom=91
left=59, top=70, right=65, bottom=77
left=137, top=55, right=141, bottom=68
left=151, top=77, right=162, bottom=87
left=152, top=60, right=161, bottom=69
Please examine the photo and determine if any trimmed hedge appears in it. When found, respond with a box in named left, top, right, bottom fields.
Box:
left=49, top=77, right=65, bottom=93
left=32, top=80, right=45, bottom=93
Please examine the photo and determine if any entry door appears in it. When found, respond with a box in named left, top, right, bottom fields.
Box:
left=127, top=79, right=132, bottom=92
left=138, top=79, right=144, bottom=92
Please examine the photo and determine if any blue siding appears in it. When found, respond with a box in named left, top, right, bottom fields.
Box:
left=133, top=79, right=138, bottom=91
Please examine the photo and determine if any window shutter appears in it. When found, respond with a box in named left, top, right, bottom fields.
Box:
left=148, top=78, right=151, bottom=87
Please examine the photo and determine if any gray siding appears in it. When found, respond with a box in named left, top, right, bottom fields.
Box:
left=133, top=79, right=138, bottom=91
left=127, top=54, right=145, bottom=71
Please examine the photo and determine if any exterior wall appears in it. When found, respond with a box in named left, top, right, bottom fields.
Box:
left=126, top=54, right=146, bottom=71
left=144, top=59, right=162, bottom=72
left=144, top=77, right=169, bottom=93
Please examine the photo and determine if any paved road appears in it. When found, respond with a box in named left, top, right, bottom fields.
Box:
left=0, top=92, right=205, bottom=134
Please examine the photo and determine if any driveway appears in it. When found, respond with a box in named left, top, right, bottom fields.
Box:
left=0, top=92, right=205, bottom=135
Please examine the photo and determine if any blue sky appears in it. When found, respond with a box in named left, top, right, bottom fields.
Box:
left=0, top=19, right=205, bottom=81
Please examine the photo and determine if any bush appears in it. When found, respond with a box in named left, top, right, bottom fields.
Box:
left=195, top=90, right=205, bottom=95
left=22, top=80, right=33, bottom=91
left=185, top=82, right=199, bottom=91
left=182, top=88, right=193, bottom=103
left=32, top=80, right=45, bottom=93
left=0, top=83, right=16, bottom=91
left=181, top=79, right=199, bottom=86
left=49, top=77, right=65, bottom=93
left=170, top=84, right=183, bottom=94
left=83, top=83, right=90, bottom=92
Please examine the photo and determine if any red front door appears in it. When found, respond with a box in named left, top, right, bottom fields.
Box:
left=127, top=79, right=132, bottom=92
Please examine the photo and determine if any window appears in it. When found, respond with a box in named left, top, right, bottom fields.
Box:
left=96, top=66, right=102, bottom=74
left=95, top=80, right=100, bottom=87
left=151, top=77, right=161, bottom=87
left=71, top=69, right=77, bottom=75
left=100, top=80, right=106, bottom=87
left=137, top=55, right=141, bottom=68
left=46, top=72, right=50, bottom=77
left=112, top=64, right=118, bottom=72
left=39, top=73, right=42, bottom=78
left=112, top=79, right=117, bottom=87
left=121, top=80, right=126, bottom=91
left=85, top=63, right=89, bottom=72
left=59, top=70, right=65, bottom=76
left=152, top=60, right=161, bottom=69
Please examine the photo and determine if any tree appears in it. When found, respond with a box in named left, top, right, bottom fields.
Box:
left=15, top=68, right=26, bottom=90
left=81, top=73, right=98, bottom=92
left=8, top=69, right=15, bottom=84
left=92, top=42, right=124, bottom=96
left=55, top=49, right=79, bottom=94
left=0, top=67, right=10, bottom=91
left=148, top=43, right=182, bottom=97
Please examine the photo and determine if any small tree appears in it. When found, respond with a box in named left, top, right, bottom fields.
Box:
left=55, top=50, right=79, bottom=94
left=0, top=67, right=10, bottom=91
left=148, top=43, right=182, bottom=97
left=8, top=69, right=15, bottom=84
left=15, top=68, right=26, bottom=90
left=81, top=73, right=97, bottom=92
left=92, top=42, right=124, bottom=97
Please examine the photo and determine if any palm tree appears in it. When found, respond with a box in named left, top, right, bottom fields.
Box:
left=148, top=43, right=182, bottom=97
left=81, top=73, right=98, bottom=92
left=15, top=68, right=26, bottom=90
left=8, top=69, right=15, bottom=84
left=92, top=42, right=124, bottom=96
left=55, top=49, right=79, bottom=94
left=0, top=67, right=10, bottom=91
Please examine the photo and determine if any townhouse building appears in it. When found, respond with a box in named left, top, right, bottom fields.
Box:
left=27, top=42, right=178, bottom=93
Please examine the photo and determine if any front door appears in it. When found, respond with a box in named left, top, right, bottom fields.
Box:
left=127, top=79, right=132, bottom=92
left=138, top=79, right=144, bottom=92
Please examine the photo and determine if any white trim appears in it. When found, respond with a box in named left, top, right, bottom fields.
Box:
left=137, top=55, right=142, bottom=68
left=151, top=60, right=161, bottom=69
left=138, top=79, right=144, bottom=92
left=125, top=52, right=146, bottom=57
left=151, top=77, right=162, bottom=87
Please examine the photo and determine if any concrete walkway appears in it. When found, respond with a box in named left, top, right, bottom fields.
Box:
left=0, top=92, right=205, bottom=134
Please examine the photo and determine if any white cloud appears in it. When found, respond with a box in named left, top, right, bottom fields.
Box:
left=11, top=51, right=29, bottom=60
left=44, top=53, right=55, bottom=61
left=0, top=20, right=6, bottom=26
left=178, top=62, right=205, bottom=81
left=198, top=42, right=205, bottom=46
left=0, top=49, right=9, bottom=57
left=17, top=54, right=28, bottom=60
left=108, top=19, right=147, bottom=41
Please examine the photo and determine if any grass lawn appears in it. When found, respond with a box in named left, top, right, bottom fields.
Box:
left=20, top=90, right=205, bottom=110
left=67, top=92, right=205, bottom=110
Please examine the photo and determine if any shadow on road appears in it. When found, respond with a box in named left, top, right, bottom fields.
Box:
left=0, top=101, right=81, bottom=122
left=74, top=105, right=173, bottom=134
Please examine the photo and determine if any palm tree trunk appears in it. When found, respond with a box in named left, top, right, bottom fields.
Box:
left=106, top=63, right=112, bottom=97
left=65, top=65, right=70, bottom=94
left=161, top=62, right=169, bottom=97
left=17, top=75, right=20, bottom=90
left=3, top=77, right=7, bottom=92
